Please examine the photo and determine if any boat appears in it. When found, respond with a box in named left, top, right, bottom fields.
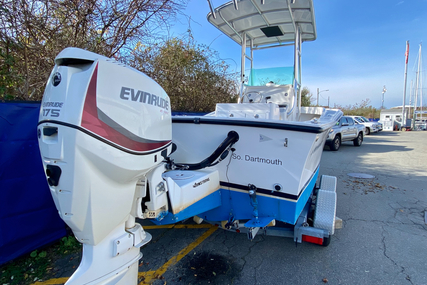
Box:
left=37, top=1, right=342, bottom=284
left=155, top=0, right=342, bottom=238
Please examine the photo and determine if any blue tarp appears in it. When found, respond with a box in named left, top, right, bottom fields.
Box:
left=0, top=102, right=66, bottom=265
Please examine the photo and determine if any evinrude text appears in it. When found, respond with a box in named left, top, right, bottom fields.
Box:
left=120, top=87, right=169, bottom=110
left=42, top=101, right=63, bottom=117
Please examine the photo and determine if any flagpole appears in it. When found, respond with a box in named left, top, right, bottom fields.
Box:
left=402, top=40, right=409, bottom=130
left=381, top=86, right=387, bottom=109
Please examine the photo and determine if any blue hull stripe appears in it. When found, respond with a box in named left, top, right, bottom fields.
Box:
left=201, top=167, right=319, bottom=225
left=152, top=167, right=319, bottom=226
left=151, top=191, right=222, bottom=225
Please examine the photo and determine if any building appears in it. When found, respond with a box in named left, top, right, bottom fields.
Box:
left=379, top=108, right=410, bottom=131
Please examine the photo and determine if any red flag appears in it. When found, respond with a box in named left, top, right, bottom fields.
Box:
left=405, top=41, right=409, bottom=64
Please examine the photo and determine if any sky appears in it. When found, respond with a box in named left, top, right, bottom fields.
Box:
left=168, top=0, right=427, bottom=109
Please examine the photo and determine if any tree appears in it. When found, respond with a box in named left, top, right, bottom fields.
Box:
left=128, top=34, right=238, bottom=112
left=0, top=0, right=186, bottom=101
left=333, top=98, right=379, bottom=118
left=301, top=87, right=314, bottom=106
left=0, top=44, right=21, bottom=100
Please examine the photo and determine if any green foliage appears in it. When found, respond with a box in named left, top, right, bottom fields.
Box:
left=30, top=250, right=47, bottom=258
left=60, top=235, right=81, bottom=254
left=0, top=235, right=81, bottom=285
left=0, top=46, right=22, bottom=101
left=301, top=87, right=314, bottom=106
left=128, top=33, right=238, bottom=112
left=0, top=249, right=50, bottom=284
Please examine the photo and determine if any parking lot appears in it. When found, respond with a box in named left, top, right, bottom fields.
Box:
left=38, top=131, right=427, bottom=285
left=136, top=131, right=427, bottom=285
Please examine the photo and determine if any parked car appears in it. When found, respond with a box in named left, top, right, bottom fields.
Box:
left=415, top=119, right=427, bottom=131
left=326, top=116, right=365, bottom=151
left=348, top=116, right=380, bottom=135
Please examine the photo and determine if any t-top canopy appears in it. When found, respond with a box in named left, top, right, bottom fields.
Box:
left=207, top=0, right=316, bottom=49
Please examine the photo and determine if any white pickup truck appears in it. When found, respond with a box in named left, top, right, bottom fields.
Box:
left=326, top=116, right=365, bottom=151
left=348, top=116, right=380, bottom=135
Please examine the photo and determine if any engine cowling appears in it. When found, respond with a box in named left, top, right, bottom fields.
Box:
left=38, top=47, right=172, bottom=245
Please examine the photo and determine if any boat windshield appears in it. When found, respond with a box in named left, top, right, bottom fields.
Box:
left=247, top=67, right=294, bottom=86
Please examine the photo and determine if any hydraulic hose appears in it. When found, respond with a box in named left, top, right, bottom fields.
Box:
left=173, top=130, right=239, bottom=170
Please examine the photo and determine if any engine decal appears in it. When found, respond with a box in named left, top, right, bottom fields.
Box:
left=81, top=63, right=171, bottom=152
left=259, top=134, right=272, bottom=142
left=120, top=87, right=169, bottom=110
left=193, top=178, right=210, bottom=188
left=41, top=101, right=63, bottom=118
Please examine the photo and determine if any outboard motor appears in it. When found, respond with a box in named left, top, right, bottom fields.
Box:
left=38, top=48, right=173, bottom=284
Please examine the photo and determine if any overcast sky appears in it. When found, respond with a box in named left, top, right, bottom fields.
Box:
left=170, top=0, right=427, bottom=109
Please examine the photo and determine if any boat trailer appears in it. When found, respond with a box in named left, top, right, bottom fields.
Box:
left=196, top=175, right=340, bottom=246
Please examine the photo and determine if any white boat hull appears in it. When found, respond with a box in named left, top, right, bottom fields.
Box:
left=159, top=115, right=332, bottom=225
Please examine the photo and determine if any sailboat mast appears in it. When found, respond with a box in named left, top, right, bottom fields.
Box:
left=402, top=41, right=409, bottom=128
left=412, top=43, right=422, bottom=130
left=420, top=48, right=423, bottom=122
left=409, top=80, right=413, bottom=119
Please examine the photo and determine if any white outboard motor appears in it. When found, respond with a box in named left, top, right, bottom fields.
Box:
left=38, top=48, right=173, bottom=284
